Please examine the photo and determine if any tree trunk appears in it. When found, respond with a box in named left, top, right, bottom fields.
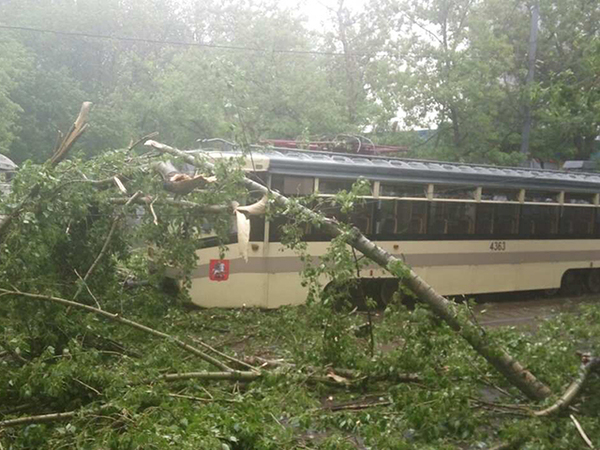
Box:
left=520, top=1, right=539, bottom=157
left=146, top=140, right=552, bottom=401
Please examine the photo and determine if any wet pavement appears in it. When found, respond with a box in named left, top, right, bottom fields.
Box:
left=472, top=293, right=599, bottom=328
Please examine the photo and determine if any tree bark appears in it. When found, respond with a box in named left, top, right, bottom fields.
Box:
left=50, top=102, right=93, bottom=166
left=534, top=357, right=600, bottom=416
left=152, top=161, right=211, bottom=196
left=145, top=140, right=552, bottom=401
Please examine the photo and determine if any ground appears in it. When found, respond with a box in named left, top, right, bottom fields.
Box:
left=1, top=292, right=599, bottom=449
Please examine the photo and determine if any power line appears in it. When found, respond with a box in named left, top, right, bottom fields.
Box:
left=0, top=23, right=356, bottom=57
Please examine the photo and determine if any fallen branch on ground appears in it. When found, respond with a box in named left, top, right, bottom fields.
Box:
left=0, top=404, right=111, bottom=429
left=570, top=414, right=595, bottom=449
left=189, top=336, right=258, bottom=372
left=534, top=357, right=600, bottom=417
left=0, top=289, right=232, bottom=372
left=324, top=400, right=392, bottom=412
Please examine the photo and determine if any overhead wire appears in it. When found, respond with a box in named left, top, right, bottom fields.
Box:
left=0, top=23, right=369, bottom=57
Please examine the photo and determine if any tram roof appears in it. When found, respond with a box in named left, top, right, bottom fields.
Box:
left=198, top=146, right=600, bottom=193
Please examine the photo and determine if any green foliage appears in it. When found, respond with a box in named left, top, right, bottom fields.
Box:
left=1, top=0, right=599, bottom=165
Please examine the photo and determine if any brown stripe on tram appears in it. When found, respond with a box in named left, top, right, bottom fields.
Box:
left=191, top=249, right=600, bottom=278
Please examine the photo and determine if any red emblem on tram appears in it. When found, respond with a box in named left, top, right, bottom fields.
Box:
left=209, top=259, right=229, bottom=281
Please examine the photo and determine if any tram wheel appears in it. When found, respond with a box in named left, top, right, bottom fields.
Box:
left=380, top=279, right=399, bottom=306
left=586, top=270, right=600, bottom=294
left=561, top=270, right=585, bottom=297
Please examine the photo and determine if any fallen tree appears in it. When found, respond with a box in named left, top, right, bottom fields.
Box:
left=144, top=140, right=552, bottom=401
left=2, top=105, right=599, bottom=449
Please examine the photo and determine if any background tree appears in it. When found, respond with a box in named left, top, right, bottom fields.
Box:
left=532, top=0, right=600, bottom=161
left=0, top=0, right=599, bottom=165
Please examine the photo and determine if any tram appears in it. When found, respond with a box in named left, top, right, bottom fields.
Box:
left=184, top=147, right=600, bottom=308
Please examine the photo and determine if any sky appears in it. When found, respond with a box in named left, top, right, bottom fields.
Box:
left=279, top=0, right=368, bottom=30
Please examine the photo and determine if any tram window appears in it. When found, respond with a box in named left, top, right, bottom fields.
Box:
left=348, top=203, right=376, bottom=235
left=271, top=175, right=314, bottom=195
left=253, top=172, right=269, bottom=185
left=269, top=216, right=312, bottom=242
left=428, top=202, right=475, bottom=235
left=397, top=201, right=428, bottom=234
left=475, top=203, right=494, bottom=235
left=249, top=216, right=265, bottom=241
left=377, top=201, right=397, bottom=234
left=375, top=200, right=427, bottom=235
left=561, top=206, right=594, bottom=235
left=520, top=205, right=559, bottom=236
left=433, top=185, right=476, bottom=200
left=524, top=190, right=559, bottom=203
left=319, top=179, right=359, bottom=195
left=380, top=183, right=426, bottom=198
left=565, top=193, right=595, bottom=204
left=494, top=204, right=519, bottom=235
left=481, top=188, right=519, bottom=202
left=271, top=175, right=284, bottom=193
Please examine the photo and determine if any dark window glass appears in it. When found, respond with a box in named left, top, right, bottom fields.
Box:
left=565, top=193, right=595, bottom=205
left=520, top=205, right=559, bottom=236
left=380, top=184, right=427, bottom=198
left=253, top=172, right=269, bottom=184
left=377, top=200, right=398, bottom=234
left=495, top=204, right=520, bottom=235
left=397, top=201, right=428, bottom=234
left=524, top=191, right=559, bottom=203
left=434, top=185, right=476, bottom=199
left=249, top=216, right=265, bottom=241
left=301, top=200, right=375, bottom=241
left=348, top=203, right=375, bottom=235
left=375, top=200, right=428, bottom=236
left=268, top=216, right=313, bottom=242
left=428, top=202, right=476, bottom=235
left=481, top=188, right=520, bottom=202
left=319, top=179, right=357, bottom=194
left=475, top=203, right=494, bottom=235
left=271, top=175, right=313, bottom=195
left=561, top=207, right=595, bottom=235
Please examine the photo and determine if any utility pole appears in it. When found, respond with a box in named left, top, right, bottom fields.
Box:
left=520, top=1, right=539, bottom=159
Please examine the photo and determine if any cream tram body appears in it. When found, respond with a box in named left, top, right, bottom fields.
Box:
left=186, top=149, right=600, bottom=308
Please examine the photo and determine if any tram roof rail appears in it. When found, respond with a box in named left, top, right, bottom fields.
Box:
left=187, top=143, right=600, bottom=193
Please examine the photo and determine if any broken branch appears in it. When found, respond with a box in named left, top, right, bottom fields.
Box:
left=0, top=404, right=111, bottom=429
left=50, top=102, right=93, bottom=166
left=73, top=191, right=142, bottom=301
left=534, top=357, right=600, bottom=416
left=128, top=131, right=159, bottom=151
left=570, top=414, right=595, bottom=449
left=0, top=289, right=232, bottom=372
